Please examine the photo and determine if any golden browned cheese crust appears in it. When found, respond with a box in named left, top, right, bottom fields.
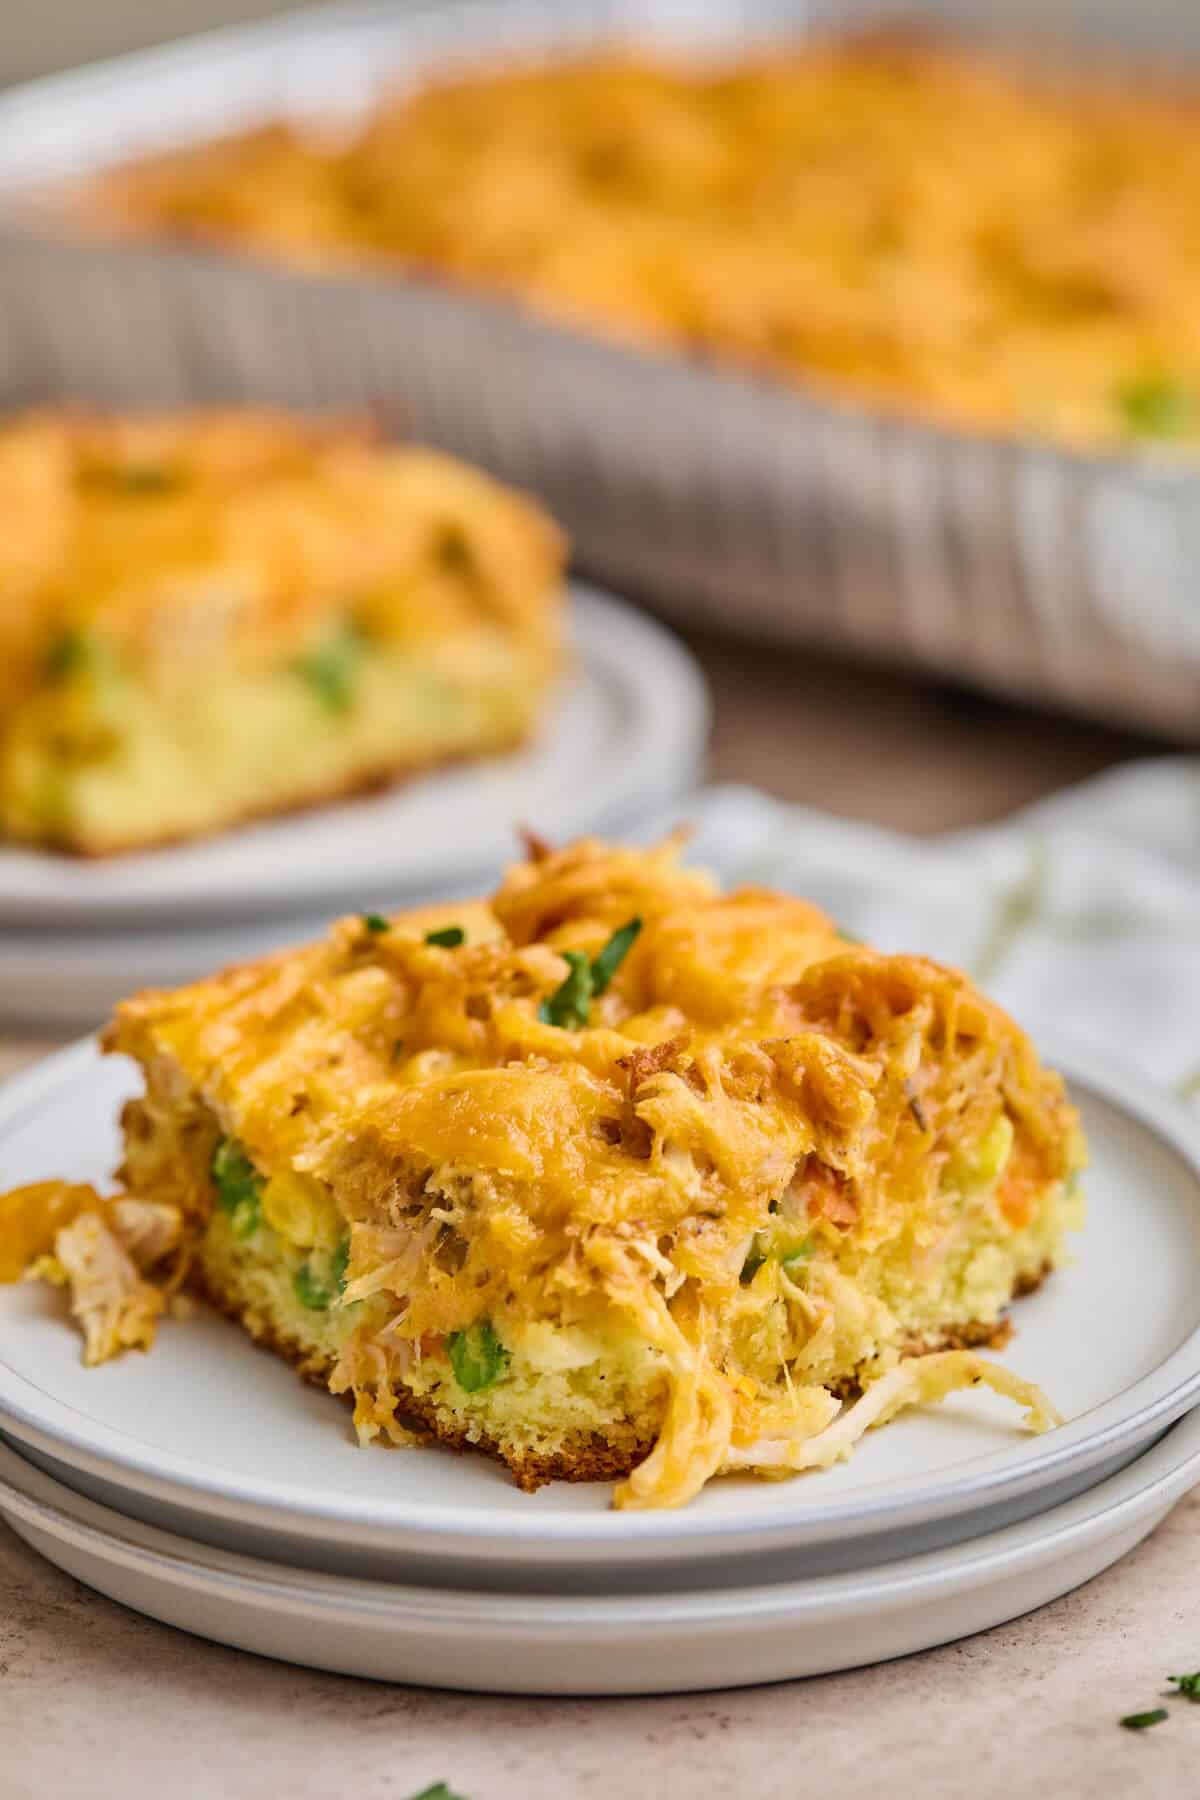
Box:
left=0, top=409, right=564, bottom=853
left=81, top=35, right=1200, bottom=451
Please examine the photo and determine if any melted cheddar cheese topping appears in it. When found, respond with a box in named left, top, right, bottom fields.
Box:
left=87, top=37, right=1200, bottom=450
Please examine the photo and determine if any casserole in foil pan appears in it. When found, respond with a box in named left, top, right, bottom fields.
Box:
left=2, top=0, right=1199, bottom=737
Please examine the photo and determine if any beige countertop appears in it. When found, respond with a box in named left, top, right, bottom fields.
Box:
left=0, top=642, right=1186, bottom=1800
left=5, top=1478, right=1199, bottom=1799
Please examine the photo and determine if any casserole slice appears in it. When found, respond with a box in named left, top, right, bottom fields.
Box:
left=1, top=836, right=1084, bottom=1508
left=0, top=410, right=563, bottom=854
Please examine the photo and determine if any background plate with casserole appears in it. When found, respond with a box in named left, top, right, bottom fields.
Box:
left=0, top=407, right=565, bottom=858
left=0, top=581, right=707, bottom=939
left=3, top=0, right=1200, bottom=737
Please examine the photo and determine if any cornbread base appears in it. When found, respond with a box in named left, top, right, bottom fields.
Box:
left=191, top=1245, right=1051, bottom=1493
left=35, top=726, right=530, bottom=860
left=190, top=1254, right=656, bottom=1491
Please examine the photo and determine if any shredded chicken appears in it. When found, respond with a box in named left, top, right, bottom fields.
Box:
left=53, top=1212, right=166, bottom=1366
left=723, top=1352, right=1061, bottom=1475
left=108, top=1197, right=184, bottom=1271
left=329, top=1324, right=427, bottom=1448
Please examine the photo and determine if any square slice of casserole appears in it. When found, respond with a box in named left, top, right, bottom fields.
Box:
left=1, top=837, right=1084, bottom=1508
left=0, top=410, right=564, bottom=854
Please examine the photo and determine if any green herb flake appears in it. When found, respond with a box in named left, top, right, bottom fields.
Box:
left=1117, top=374, right=1194, bottom=439
left=210, top=1136, right=263, bottom=1240
left=434, top=523, right=476, bottom=578
left=117, top=464, right=178, bottom=495
left=292, top=1261, right=331, bottom=1311
left=425, top=925, right=465, bottom=948
left=84, top=462, right=181, bottom=496
left=44, top=629, right=94, bottom=681
left=362, top=913, right=390, bottom=935
left=835, top=926, right=862, bottom=944
left=1168, top=1672, right=1200, bottom=1700
left=538, top=917, right=642, bottom=1029
left=447, top=1319, right=509, bottom=1393
left=294, top=622, right=364, bottom=716
left=739, top=1248, right=766, bottom=1286
left=408, top=1785, right=469, bottom=1800
left=743, top=1235, right=812, bottom=1284
left=538, top=949, right=594, bottom=1030
left=590, top=916, right=642, bottom=995
left=1120, top=1709, right=1169, bottom=1731
left=292, top=1237, right=351, bottom=1312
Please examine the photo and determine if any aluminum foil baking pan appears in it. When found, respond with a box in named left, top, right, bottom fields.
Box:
left=2, top=0, right=1200, bottom=738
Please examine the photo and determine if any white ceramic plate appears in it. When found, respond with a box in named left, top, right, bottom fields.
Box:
left=2, top=1037, right=1199, bottom=1586
left=0, top=914, right=334, bottom=1030
left=0, top=586, right=708, bottom=930
left=2, top=1410, right=1198, bottom=1694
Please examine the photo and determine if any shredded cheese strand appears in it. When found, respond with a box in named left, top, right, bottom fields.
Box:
left=723, top=1351, right=1060, bottom=1474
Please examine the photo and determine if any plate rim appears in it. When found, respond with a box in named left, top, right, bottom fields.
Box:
left=0, top=584, right=710, bottom=930
left=1, top=1403, right=1198, bottom=1627
left=1, top=1033, right=1199, bottom=1566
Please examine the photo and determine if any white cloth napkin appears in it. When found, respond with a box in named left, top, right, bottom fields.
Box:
left=659, top=757, right=1200, bottom=1104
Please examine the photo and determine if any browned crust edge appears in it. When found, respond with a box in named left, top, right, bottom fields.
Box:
left=190, top=1256, right=1054, bottom=1494
left=190, top=1259, right=651, bottom=1492
left=14, top=724, right=533, bottom=860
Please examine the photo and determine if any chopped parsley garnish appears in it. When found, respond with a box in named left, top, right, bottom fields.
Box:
left=1120, top=1709, right=1168, bottom=1731
left=1168, top=1672, right=1200, bottom=1700
left=906, top=1084, right=930, bottom=1132
left=434, top=523, right=476, bottom=577
left=1116, top=374, right=1194, bottom=439
left=293, top=1238, right=351, bottom=1312
left=739, top=1248, right=766, bottom=1285
left=425, top=925, right=465, bottom=948
left=293, top=1262, right=330, bottom=1311
left=447, top=1320, right=509, bottom=1393
left=409, top=1785, right=469, bottom=1800
left=210, top=1137, right=263, bottom=1240
left=743, top=1235, right=812, bottom=1283
left=84, top=462, right=181, bottom=496
left=590, top=916, right=643, bottom=995
left=835, top=926, right=861, bottom=944
left=538, top=917, right=642, bottom=1029
left=362, top=914, right=390, bottom=934
left=539, top=949, right=594, bottom=1030
left=115, top=464, right=178, bottom=494
left=294, top=622, right=364, bottom=715
left=45, top=630, right=91, bottom=681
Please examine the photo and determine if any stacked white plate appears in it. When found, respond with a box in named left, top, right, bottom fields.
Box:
left=0, top=585, right=709, bottom=1027
left=2, top=1035, right=1200, bottom=1693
